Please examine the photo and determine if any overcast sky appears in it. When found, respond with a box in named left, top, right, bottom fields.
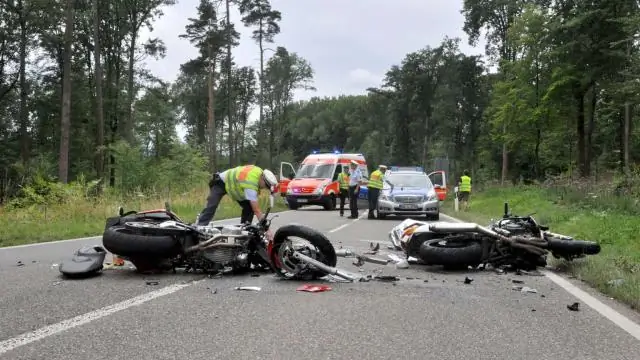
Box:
left=139, top=0, right=487, bottom=136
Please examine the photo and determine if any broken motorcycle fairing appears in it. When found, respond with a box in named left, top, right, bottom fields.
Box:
left=388, top=202, right=602, bottom=270
left=101, top=205, right=339, bottom=280
left=59, top=246, right=107, bottom=278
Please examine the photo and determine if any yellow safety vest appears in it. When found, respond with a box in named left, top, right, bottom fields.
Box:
left=225, top=165, right=262, bottom=201
left=460, top=175, right=471, bottom=192
left=337, top=172, right=350, bottom=189
left=368, top=170, right=384, bottom=189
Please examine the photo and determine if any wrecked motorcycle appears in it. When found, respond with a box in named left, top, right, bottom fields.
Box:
left=101, top=205, right=338, bottom=280
left=389, top=202, right=601, bottom=270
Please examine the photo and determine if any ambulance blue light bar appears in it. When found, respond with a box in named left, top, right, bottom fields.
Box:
left=389, top=166, right=424, bottom=173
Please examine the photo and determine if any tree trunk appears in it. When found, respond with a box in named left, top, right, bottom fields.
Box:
left=18, top=0, right=29, bottom=164
left=585, top=83, right=596, bottom=177
left=93, top=0, right=105, bottom=180
left=623, top=102, right=631, bottom=176
left=225, top=0, right=234, bottom=167
left=255, top=17, right=264, bottom=163
left=575, top=90, right=586, bottom=177
left=125, top=14, right=137, bottom=145
left=58, top=0, right=74, bottom=183
left=207, top=48, right=217, bottom=173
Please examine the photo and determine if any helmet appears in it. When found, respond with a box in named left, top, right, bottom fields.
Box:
left=262, top=169, right=278, bottom=189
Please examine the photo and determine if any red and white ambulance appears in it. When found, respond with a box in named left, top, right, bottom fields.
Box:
left=278, top=152, right=368, bottom=210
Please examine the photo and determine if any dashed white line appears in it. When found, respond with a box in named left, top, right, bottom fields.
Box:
left=328, top=210, right=368, bottom=233
left=0, top=280, right=202, bottom=355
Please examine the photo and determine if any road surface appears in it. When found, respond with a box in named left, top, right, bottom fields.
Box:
left=1, top=207, right=639, bottom=360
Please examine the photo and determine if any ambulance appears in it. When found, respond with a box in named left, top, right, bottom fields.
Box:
left=278, top=152, right=368, bottom=210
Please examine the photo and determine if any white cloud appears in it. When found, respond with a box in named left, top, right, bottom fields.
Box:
left=348, top=68, right=383, bottom=86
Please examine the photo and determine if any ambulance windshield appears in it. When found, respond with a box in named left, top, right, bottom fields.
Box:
left=296, top=163, right=335, bottom=179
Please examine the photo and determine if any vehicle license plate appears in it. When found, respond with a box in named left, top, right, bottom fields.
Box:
left=297, top=198, right=308, bottom=203
left=399, top=204, right=418, bottom=209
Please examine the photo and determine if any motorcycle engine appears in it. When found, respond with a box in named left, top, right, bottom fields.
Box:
left=201, top=225, right=250, bottom=267
left=496, top=219, right=531, bottom=235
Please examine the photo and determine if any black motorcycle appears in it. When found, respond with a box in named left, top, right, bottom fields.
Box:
left=398, top=202, right=601, bottom=270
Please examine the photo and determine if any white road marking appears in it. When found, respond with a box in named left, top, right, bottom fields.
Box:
left=442, top=212, right=640, bottom=342
left=1, top=211, right=294, bottom=251
left=0, top=280, right=202, bottom=355
left=328, top=211, right=368, bottom=233
left=542, top=270, right=640, bottom=341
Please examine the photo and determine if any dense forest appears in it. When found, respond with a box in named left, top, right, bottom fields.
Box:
left=1, top=0, right=639, bottom=206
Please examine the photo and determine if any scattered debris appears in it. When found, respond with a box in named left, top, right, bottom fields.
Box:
left=16, top=261, right=24, bottom=267
left=364, top=242, right=380, bottom=255
left=52, top=281, right=62, bottom=286
left=531, top=309, right=536, bottom=312
left=51, top=263, right=59, bottom=268
left=235, top=286, right=261, bottom=291
left=297, top=284, right=332, bottom=293
left=495, top=268, right=505, bottom=275
left=145, top=280, right=159, bottom=286
left=607, top=279, right=624, bottom=287
left=423, top=279, right=429, bottom=283
left=387, top=245, right=395, bottom=250
left=212, top=288, right=218, bottom=294
left=567, top=302, right=580, bottom=311
left=395, top=260, right=409, bottom=269
left=407, top=257, right=421, bottom=264
left=250, top=273, right=261, bottom=277
left=512, top=279, right=524, bottom=284
left=512, top=286, right=538, bottom=294
left=374, top=275, right=400, bottom=282
left=463, top=277, right=473, bottom=284
left=387, top=254, right=404, bottom=263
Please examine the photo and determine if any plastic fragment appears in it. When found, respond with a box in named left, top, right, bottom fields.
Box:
left=464, top=277, right=473, bottom=284
left=395, top=260, right=409, bottom=269
left=296, top=284, right=332, bottom=293
left=145, top=280, right=159, bottom=286
left=512, top=286, right=537, bottom=293
left=567, top=302, right=580, bottom=311
left=235, top=286, right=261, bottom=291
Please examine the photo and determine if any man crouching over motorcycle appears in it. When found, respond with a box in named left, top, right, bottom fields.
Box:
left=196, top=165, right=279, bottom=226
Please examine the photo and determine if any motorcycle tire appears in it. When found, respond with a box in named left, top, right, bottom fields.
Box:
left=102, top=225, right=182, bottom=258
left=546, top=238, right=601, bottom=256
left=270, top=224, right=337, bottom=280
left=123, top=220, right=192, bottom=237
left=418, top=238, right=483, bottom=268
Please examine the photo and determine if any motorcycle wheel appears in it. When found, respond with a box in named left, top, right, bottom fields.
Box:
left=270, top=224, right=337, bottom=280
left=102, top=225, right=182, bottom=258
left=418, top=238, right=483, bottom=268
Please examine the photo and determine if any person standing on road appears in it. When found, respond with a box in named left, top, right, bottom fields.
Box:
left=366, top=165, right=394, bottom=219
left=337, top=166, right=350, bottom=217
left=347, top=160, right=364, bottom=219
left=196, top=165, right=279, bottom=226
left=457, top=169, right=472, bottom=211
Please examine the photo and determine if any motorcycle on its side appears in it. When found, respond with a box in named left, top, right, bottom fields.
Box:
left=101, top=205, right=338, bottom=280
left=389, top=202, right=601, bottom=270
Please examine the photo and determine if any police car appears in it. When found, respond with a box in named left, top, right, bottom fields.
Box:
left=370, top=166, right=440, bottom=220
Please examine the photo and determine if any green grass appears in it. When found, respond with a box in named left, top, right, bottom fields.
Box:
left=442, top=186, right=640, bottom=310
left=0, top=187, right=289, bottom=247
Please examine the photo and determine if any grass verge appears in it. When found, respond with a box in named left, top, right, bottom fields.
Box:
left=442, top=186, right=640, bottom=310
left=0, top=188, right=289, bottom=248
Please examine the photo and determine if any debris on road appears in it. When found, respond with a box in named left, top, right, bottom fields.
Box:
left=145, top=280, right=160, bottom=286
left=512, top=286, right=538, bottom=294
left=235, top=286, right=261, bottom=291
left=512, top=279, right=524, bottom=284
left=463, top=277, right=473, bottom=284
left=395, top=260, right=409, bottom=269
left=567, top=302, right=580, bottom=311
left=297, top=284, right=332, bottom=293
left=364, top=242, right=380, bottom=254
left=16, top=261, right=24, bottom=267
left=374, top=275, right=400, bottom=282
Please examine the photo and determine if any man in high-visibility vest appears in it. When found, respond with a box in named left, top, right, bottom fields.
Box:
left=196, top=165, right=279, bottom=226
left=366, top=165, right=394, bottom=219
left=337, top=166, right=350, bottom=217
left=457, top=169, right=472, bottom=211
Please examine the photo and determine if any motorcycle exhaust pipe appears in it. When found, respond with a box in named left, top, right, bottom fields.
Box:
left=185, top=233, right=246, bottom=253
left=335, top=249, right=390, bottom=265
left=291, top=251, right=358, bottom=281
left=428, top=222, right=501, bottom=238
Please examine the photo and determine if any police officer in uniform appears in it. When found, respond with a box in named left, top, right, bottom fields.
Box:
left=366, top=165, right=393, bottom=219
left=457, top=169, right=472, bottom=211
left=196, top=165, right=278, bottom=226
left=347, top=160, right=363, bottom=219
left=337, top=166, right=350, bottom=217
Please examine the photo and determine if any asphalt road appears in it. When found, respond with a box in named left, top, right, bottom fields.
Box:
left=1, top=206, right=640, bottom=360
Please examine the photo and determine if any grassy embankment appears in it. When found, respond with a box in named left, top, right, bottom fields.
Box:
left=0, top=187, right=288, bottom=248
left=442, top=185, right=640, bottom=310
